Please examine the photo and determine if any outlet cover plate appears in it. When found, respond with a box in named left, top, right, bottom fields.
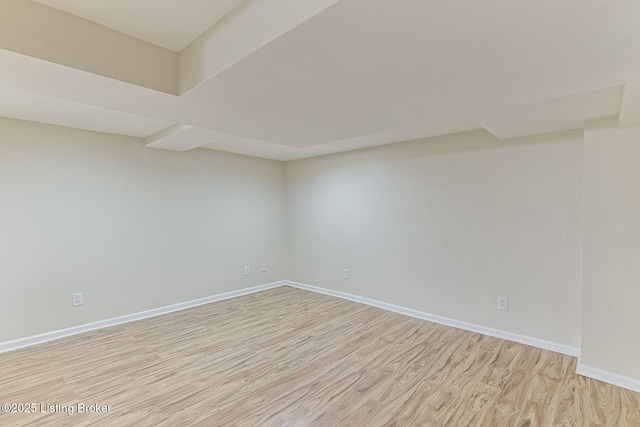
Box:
left=72, top=292, right=83, bottom=307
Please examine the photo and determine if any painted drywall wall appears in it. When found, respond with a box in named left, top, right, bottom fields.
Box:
left=286, top=129, right=583, bottom=347
left=0, top=117, right=286, bottom=342
left=581, top=118, right=640, bottom=380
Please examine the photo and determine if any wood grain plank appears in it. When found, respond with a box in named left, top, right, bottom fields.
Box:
left=1, top=286, right=638, bottom=426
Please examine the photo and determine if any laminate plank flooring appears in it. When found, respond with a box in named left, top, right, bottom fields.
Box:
left=0, top=286, right=639, bottom=426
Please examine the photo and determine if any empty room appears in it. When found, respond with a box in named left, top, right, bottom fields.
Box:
left=1, top=0, right=640, bottom=425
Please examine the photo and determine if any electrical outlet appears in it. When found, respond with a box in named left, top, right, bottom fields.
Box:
left=72, top=292, right=83, bottom=307
left=261, top=263, right=267, bottom=272
left=498, top=296, right=509, bottom=311
left=244, top=265, right=250, bottom=276
left=343, top=268, right=349, bottom=280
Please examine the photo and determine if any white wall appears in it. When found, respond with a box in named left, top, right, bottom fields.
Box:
left=286, top=130, right=583, bottom=348
left=3, top=113, right=639, bottom=388
left=0, top=117, right=286, bottom=342
left=581, top=118, right=640, bottom=380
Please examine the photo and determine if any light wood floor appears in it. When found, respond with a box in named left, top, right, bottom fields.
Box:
left=1, top=286, right=639, bottom=426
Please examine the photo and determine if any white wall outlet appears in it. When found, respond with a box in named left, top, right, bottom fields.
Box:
left=343, top=268, right=349, bottom=279
left=72, top=292, right=83, bottom=307
left=261, top=263, right=267, bottom=272
left=244, top=266, right=250, bottom=276
left=498, top=296, right=509, bottom=311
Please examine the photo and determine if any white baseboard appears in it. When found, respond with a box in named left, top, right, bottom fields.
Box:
left=576, top=362, right=640, bottom=393
left=285, top=281, right=581, bottom=357
left=0, top=281, right=285, bottom=354
left=5, top=279, right=639, bottom=394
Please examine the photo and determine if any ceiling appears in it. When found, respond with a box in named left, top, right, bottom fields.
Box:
left=34, top=0, right=245, bottom=52
left=1, top=0, right=640, bottom=161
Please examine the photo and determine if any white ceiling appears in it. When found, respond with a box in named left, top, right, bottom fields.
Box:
left=0, top=84, right=173, bottom=138
left=475, top=87, right=623, bottom=140
left=2, top=0, right=640, bottom=160
left=619, top=76, right=640, bottom=128
left=34, top=0, right=244, bottom=52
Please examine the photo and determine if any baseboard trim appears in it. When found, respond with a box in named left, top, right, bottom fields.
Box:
left=6, top=279, right=638, bottom=393
left=285, top=281, right=581, bottom=357
left=576, top=362, right=640, bottom=393
left=0, top=280, right=286, bottom=354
